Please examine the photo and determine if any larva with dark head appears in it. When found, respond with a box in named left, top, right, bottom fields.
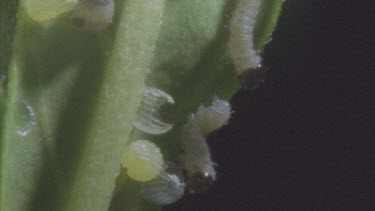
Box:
left=179, top=97, right=231, bottom=193
left=180, top=122, right=216, bottom=193
left=72, top=0, right=114, bottom=31
left=228, top=0, right=265, bottom=90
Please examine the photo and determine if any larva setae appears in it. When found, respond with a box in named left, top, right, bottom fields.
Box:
left=72, top=0, right=114, bottom=31
left=180, top=97, right=231, bottom=193
left=228, top=0, right=265, bottom=90
left=122, top=140, right=164, bottom=182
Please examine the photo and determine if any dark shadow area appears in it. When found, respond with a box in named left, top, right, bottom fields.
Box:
left=166, top=0, right=375, bottom=210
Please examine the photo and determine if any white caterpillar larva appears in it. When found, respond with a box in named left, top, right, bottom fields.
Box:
left=72, top=0, right=114, bottom=31
left=229, top=0, right=265, bottom=90
left=180, top=122, right=216, bottom=193
left=133, top=87, right=174, bottom=135
left=122, top=140, right=164, bottom=182
left=179, top=97, right=231, bottom=193
left=140, top=171, right=185, bottom=205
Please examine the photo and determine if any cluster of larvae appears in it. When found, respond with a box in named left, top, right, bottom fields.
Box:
left=121, top=87, right=231, bottom=205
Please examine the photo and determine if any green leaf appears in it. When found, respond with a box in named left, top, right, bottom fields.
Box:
left=254, top=0, right=284, bottom=52
left=1, top=0, right=165, bottom=210
left=1, top=0, right=283, bottom=210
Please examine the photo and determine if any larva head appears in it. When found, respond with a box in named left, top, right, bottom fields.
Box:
left=239, top=64, right=266, bottom=90
left=122, top=140, right=164, bottom=182
left=186, top=171, right=215, bottom=194
left=72, top=0, right=114, bottom=31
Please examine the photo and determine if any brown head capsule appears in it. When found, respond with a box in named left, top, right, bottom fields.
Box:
left=239, top=64, right=266, bottom=90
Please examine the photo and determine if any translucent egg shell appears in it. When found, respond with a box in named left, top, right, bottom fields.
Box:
left=122, top=140, right=164, bottom=182
left=140, top=172, right=185, bottom=205
left=195, top=97, right=231, bottom=136
left=228, top=0, right=261, bottom=74
left=71, top=0, right=114, bottom=31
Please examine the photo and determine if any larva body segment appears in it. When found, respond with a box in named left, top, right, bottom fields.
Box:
left=16, top=100, right=37, bottom=137
left=179, top=97, right=231, bottom=193
left=228, top=0, right=261, bottom=74
left=72, top=0, right=114, bottom=31
left=25, top=0, right=77, bottom=21
left=122, top=140, right=164, bottom=182
left=229, top=0, right=265, bottom=90
left=140, top=171, right=185, bottom=205
left=133, top=87, right=174, bottom=135
left=194, top=97, right=231, bottom=137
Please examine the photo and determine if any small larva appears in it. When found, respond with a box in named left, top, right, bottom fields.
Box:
left=180, top=123, right=216, bottom=193
left=140, top=171, right=185, bottom=205
left=179, top=97, right=231, bottom=193
left=133, top=87, right=174, bottom=135
left=122, top=140, right=164, bottom=182
left=71, top=0, right=114, bottom=31
left=25, top=0, right=78, bottom=21
left=228, top=0, right=265, bottom=90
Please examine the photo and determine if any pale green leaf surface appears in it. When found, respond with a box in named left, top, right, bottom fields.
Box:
left=1, top=0, right=165, bottom=210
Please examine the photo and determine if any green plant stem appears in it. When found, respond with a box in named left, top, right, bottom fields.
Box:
left=1, top=0, right=165, bottom=210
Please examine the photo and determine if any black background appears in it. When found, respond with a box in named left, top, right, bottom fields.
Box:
left=166, top=0, right=374, bottom=210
